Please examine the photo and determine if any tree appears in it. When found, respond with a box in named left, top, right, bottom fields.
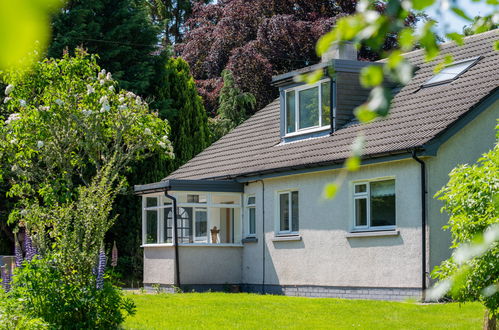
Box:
left=209, top=69, right=256, bottom=142
left=150, top=56, right=210, bottom=169
left=147, top=0, right=212, bottom=46
left=177, top=0, right=416, bottom=114
left=48, top=0, right=159, bottom=96
left=431, top=125, right=499, bottom=326
left=0, top=50, right=172, bottom=326
left=463, top=16, right=498, bottom=36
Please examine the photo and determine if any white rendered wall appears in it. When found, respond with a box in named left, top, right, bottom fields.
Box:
left=242, top=159, right=423, bottom=288
left=426, top=99, right=499, bottom=276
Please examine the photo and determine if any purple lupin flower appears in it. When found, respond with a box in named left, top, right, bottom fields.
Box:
left=14, top=236, right=23, bottom=268
left=1, top=265, right=11, bottom=292
left=24, top=232, right=38, bottom=261
left=96, top=247, right=106, bottom=289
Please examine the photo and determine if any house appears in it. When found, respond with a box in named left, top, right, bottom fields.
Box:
left=134, top=30, right=499, bottom=301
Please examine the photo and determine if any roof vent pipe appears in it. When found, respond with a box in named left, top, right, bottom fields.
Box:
left=321, top=42, right=357, bottom=62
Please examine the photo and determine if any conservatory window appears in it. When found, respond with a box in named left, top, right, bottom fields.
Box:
left=142, top=192, right=242, bottom=245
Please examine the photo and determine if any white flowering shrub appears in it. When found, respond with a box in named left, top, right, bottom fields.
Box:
left=0, top=49, right=173, bottom=204
left=0, top=49, right=172, bottom=327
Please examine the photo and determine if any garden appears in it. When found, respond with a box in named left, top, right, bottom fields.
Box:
left=123, top=292, right=485, bottom=329
left=0, top=0, right=498, bottom=329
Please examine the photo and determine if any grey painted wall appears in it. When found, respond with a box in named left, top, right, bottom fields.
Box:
left=426, top=99, right=499, bottom=277
left=242, top=159, right=422, bottom=289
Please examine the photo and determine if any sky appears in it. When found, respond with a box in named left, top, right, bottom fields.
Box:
left=423, top=0, right=497, bottom=36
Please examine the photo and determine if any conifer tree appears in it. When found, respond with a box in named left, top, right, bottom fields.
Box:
left=151, top=56, right=210, bottom=169
left=48, top=0, right=159, bottom=96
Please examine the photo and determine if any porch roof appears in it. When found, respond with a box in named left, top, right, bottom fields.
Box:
left=133, top=179, right=244, bottom=195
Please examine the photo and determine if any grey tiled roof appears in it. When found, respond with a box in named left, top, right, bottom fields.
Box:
left=168, top=30, right=499, bottom=180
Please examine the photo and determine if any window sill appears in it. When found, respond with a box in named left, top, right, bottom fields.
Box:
left=272, top=235, right=302, bottom=242
left=242, top=237, right=258, bottom=243
left=345, top=229, right=399, bottom=238
left=141, top=243, right=244, bottom=248
left=284, top=126, right=329, bottom=138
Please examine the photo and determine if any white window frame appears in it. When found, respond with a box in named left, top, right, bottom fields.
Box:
left=245, top=195, right=256, bottom=237
left=142, top=194, right=164, bottom=245
left=352, top=178, right=396, bottom=231
left=193, top=207, right=208, bottom=242
left=141, top=191, right=243, bottom=246
left=276, top=190, right=299, bottom=236
left=284, top=78, right=330, bottom=136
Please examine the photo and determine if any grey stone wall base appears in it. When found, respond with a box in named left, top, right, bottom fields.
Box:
left=143, top=283, right=422, bottom=301
left=143, top=283, right=241, bottom=294
left=242, top=284, right=422, bottom=301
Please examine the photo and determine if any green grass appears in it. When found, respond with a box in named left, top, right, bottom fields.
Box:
left=124, top=292, right=485, bottom=329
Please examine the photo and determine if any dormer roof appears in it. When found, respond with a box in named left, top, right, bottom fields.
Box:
left=167, top=30, right=499, bottom=181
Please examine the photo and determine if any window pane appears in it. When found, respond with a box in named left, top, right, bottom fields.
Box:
left=163, top=208, right=173, bottom=243
left=195, top=209, right=207, bottom=240
left=355, top=198, right=367, bottom=227
left=321, top=82, right=331, bottom=126
left=146, top=197, right=157, bottom=207
left=146, top=210, right=158, bottom=243
left=279, top=193, right=289, bottom=231
left=355, top=184, right=367, bottom=193
left=247, top=196, right=256, bottom=205
left=291, top=191, right=299, bottom=232
left=286, top=91, right=296, bottom=133
left=370, top=180, right=396, bottom=227
left=178, top=207, right=193, bottom=243
left=249, top=207, right=256, bottom=235
left=299, top=87, right=319, bottom=129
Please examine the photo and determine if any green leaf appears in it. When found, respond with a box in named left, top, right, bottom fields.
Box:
left=354, top=105, right=378, bottom=123
left=345, top=156, right=361, bottom=172
left=323, top=183, right=339, bottom=199
left=399, top=28, right=415, bottom=52
left=412, top=0, right=436, bottom=10
left=494, top=40, right=499, bottom=51
left=446, top=32, right=464, bottom=46
left=451, top=7, right=472, bottom=21
left=360, top=65, right=384, bottom=88
left=0, top=0, right=62, bottom=70
left=305, top=69, right=324, bottom=84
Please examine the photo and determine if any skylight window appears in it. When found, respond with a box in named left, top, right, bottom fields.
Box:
left=423, top=57, right=481, bottom=87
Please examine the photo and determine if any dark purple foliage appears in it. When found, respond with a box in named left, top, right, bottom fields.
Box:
left=96, top=247, right=106, bottom=289
left=177, top=0, right=418, bottom=114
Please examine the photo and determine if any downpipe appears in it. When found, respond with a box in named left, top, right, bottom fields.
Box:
left=165, top=192, right=181, bottom=288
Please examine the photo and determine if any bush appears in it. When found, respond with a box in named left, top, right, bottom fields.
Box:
left=8, top=256, right=135, bottom=329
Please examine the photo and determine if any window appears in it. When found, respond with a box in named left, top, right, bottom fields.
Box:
left=285, top=80, right=331, bottom=134
left=278, top=191, right=299, bottom=234
left=246, top=196, right=256, bottom=237
left=423, top=57, right=480, bottom=87
left=353, top=179, right=396, bottom=230
left=142, top=192, right=242, bottom=245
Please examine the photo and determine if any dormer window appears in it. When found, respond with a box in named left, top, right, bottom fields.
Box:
left=285, top=79, right=331, bottom=135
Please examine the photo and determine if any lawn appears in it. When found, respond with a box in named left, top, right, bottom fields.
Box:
left=124, top=292, right=485, bottom=329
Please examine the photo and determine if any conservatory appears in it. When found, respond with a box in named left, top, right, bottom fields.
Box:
left=134, top=179, right=245, bottom=288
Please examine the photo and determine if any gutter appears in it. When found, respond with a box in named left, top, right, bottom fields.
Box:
left=411, top=150, right=427, bottom=300
left=164, top=192, right=181, bottom=288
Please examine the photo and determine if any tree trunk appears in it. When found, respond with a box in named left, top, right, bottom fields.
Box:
left=483, top=310, right=497, bottom=330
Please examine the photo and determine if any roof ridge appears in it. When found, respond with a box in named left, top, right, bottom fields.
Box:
left=377, top=29, right=498, bottom=61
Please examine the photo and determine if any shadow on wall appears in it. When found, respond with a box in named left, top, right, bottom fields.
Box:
left=347, top=235, right=404, bottom=248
